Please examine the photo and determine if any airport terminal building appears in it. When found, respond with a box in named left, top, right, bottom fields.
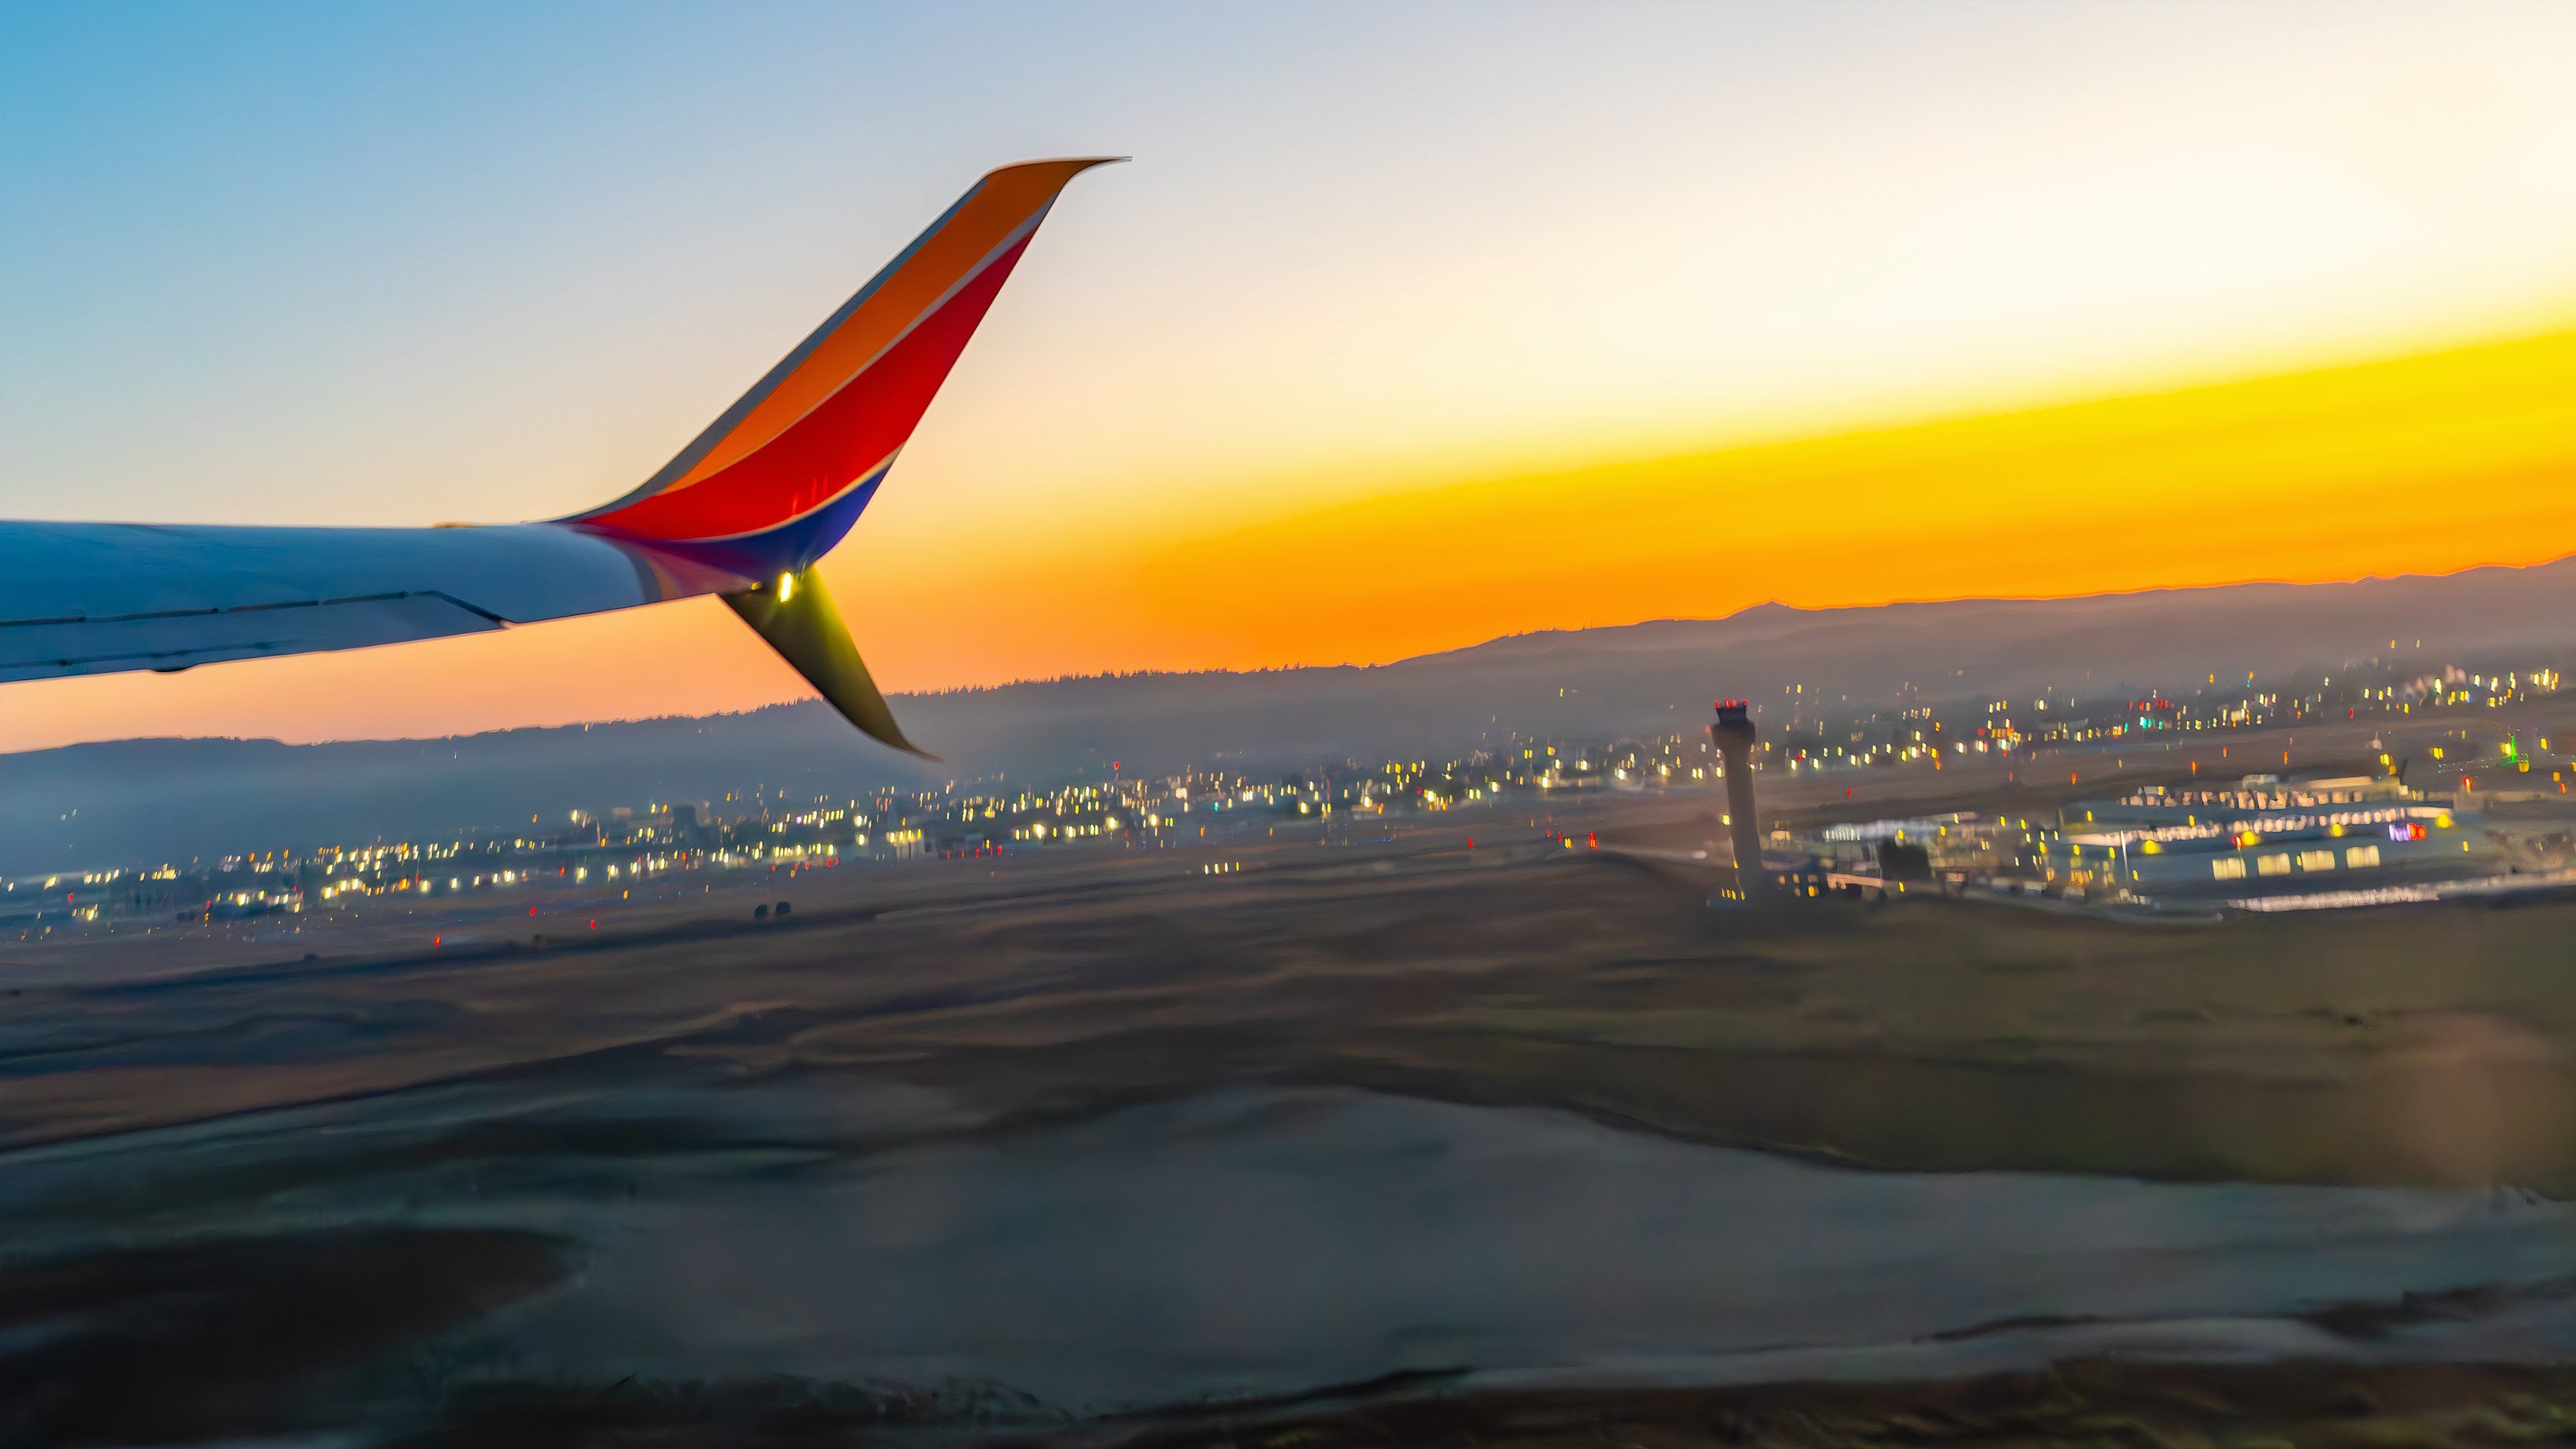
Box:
left=2040, top=775, right=2481, bottom=899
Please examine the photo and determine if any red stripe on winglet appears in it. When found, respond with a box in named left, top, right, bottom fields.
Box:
left=588, top=233, right=1035, bottom=541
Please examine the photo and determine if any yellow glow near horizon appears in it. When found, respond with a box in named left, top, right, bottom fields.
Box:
left=6, top=323, right=2574, bottom=753
left=853, top=324, right=2576, bottom=680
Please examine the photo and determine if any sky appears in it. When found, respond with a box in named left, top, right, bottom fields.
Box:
left=5, top=1, right=2576, bottom=749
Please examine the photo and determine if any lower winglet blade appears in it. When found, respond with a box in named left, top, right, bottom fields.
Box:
left=723, top=567, right=933, bottom=760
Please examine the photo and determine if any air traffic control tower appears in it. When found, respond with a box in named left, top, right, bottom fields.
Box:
left=1711, top=700, right=1766, bottom=903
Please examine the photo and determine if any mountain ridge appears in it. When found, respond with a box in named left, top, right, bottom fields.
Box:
left=4, top=555, right=2571, bottom=870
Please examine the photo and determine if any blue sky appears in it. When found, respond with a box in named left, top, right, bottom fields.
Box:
left=20, top=2, right=2572, bottom=528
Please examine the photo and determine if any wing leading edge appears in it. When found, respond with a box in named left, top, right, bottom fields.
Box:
left=0, top=521, right=751, bottom=683
left=0, top=158, right=1121, bottom=755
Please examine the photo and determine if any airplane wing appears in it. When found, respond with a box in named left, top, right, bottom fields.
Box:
left=0, top=521, right=751, bottom=683
left=0, top=156, right=1122, bottom=756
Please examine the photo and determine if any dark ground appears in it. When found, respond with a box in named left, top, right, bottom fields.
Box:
left=417, top=1358, right=2576, bottom=1449
left=9, top=739, right=2576, bottom=1443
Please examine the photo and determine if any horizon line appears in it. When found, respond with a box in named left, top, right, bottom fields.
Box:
left=13, top=550, right=2564, bottom=758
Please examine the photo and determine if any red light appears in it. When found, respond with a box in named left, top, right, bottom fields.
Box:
left=1587, top=831, right=1598, bottom=849
left=588, top=919, right=597, bottom=929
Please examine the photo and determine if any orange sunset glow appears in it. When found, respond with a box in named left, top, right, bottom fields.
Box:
left=8, top=321, right=2575, bottom=753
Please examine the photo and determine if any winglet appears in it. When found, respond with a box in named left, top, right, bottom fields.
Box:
left=571, top=157, right=1124, bottom=568
left=724, top=566, right=934, bottom=760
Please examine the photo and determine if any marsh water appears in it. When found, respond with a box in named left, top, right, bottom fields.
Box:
left=13, top=1077, right=2576, bottom=1431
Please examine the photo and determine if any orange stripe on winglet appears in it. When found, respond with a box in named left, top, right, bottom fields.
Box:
left=589, top=230, right=1037, bottom=541
left=656, top=159, right=1111, bottom=499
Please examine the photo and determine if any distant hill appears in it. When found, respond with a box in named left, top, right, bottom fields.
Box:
left=3, top=558, right=2570, bottom=872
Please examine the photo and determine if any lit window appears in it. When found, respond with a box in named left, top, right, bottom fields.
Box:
left=2211, top=857, right=2247, bottom=881
left=2296, top=850, right=2336, bottom=872
left=2345, top=844, right=2381, bottom=868
left=2257, top=854, right=2292, bottom=876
